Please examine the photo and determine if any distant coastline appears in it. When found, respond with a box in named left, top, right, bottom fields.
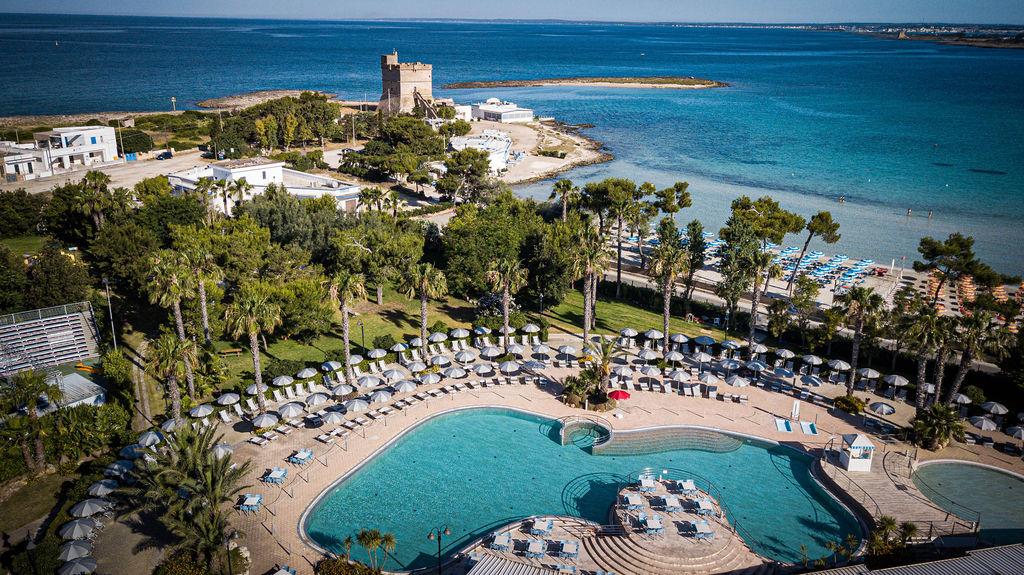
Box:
left=861, top=31, right=1024, bottom=50
left=444, top=76, right=729, bottom=90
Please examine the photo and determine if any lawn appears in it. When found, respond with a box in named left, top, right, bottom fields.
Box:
left=0, top=473, right=71, bottom=534
left=543, top=290, right=729, bottom=341
left=0, top=234, right=47, bottom=255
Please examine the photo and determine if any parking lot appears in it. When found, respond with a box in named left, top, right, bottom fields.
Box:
left=2, top=149, right=211, bottom=194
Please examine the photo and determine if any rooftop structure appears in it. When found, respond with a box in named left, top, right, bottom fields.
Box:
left=40, top=371, right=106, bottom=414
left=0, top=302, right=101, bottom=377
left=379, top=51, right=433, bottom=115
left=812, top=543, right=1024, bottom=574
left=449, top=130, right=514, bottom=173
left=471, top=98, right=534, bottom=123
left=168, top=157, right=362, bottom=214
left=1, top=125, right=119, bottom=182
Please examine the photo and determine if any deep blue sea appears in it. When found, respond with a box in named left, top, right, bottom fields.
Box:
left=2, top=14, right=1022, bottom=272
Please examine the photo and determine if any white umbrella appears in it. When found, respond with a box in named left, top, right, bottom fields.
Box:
left=450, top=328, right=471, bottom=339
left=296, top=367, right=318, bottom=379
left=251, top=413, right=279, bottom=428
left=612, top=365, right=634, bottom=376
left=720, top=339, right=741, bottom=350
left=347, top=354, right=364, bottom=365
left=321, top=360, right=343, bottom=372
left=557, top=345, right=577, bottom=356
left=473, top=326, right=491, bottom=335
left=59, top=557, right=97, bottom=575
left=431, top=355, right=451, bottom=367
left=216, top=392, right=240, bottom=406
left=639, top=365, right=661, bottom=377
left=407, top=361, right=427, bottom=372
left=698, top=372, right=720, bottom=385
left=665, top=351, right=685, bottom=363
left=801, top=374, right=824, bottom=387
left=498, top=325, right=516, bottom=334
left=369, top=390, right=392, bottom=403
left=694, top=335, right=716, bottom=347
left=105, top=460, right=133, bottom=477
left=499, top=361, right=520, bottom=374
left=922, top=383, right=936, bottom=394
left=137, top=431, right=162, bottom=447
left=774, top=367, right=796, bottom=379
left=481, top=346, right=503, bottom=359
left=692, top=352, right=712, bottom=364
left=60, top=519, right=97, bottom=540
left=428, top=332, right=448, bottom=342
left=454, top=350, right=477, bottom=363
left=331, top=383, right=354, bottom=396
left=745, top=360, right=769, bottom=372
left=969, top=416, right=997, bottom=431
left=827, top=359, right=851, bottom=371
left=506, top=343, right=526, bottom=355
left=523, top=360, right=545, bottom=370
left=522, top=323, right=540, bottom=333
left=390, top=342, right=409, bottom=352
left=643, top=329, right=664, bottom=340
left=802, top=354, right=823, bottom=366
left=305, top=392, right=330, bottom=407
left=160, top=418, right=183, bottom=432
left=620, top=327, right=639, bottom=337
left=472, top=363, right=494, bottom=375
left=981, top=401, right=1008, bottom=415
left=410, top=337, right=425, bottom=347
left=322, top=411, right=345, bottom=425
left=667, top=369, right=689, bottom=382
left=189, top=404, right=214, bottom=418
left=726, top=375, right=749, bottom=387
left=70, top=499, right=110, bottom=518
left=775, top=348, right=795, bottom=359
left=246, top=383, right=269, bottom=395
left=272, top=375, right=294, bottom=387
left=212, top=443, right=234, bottom=459
left=857, top=367, right=881, bottom=379
left=394, top=380, right=417, bottom=393
left=669, top=334, right=689, bottom=343
left=278, top=402, right=305, bottom=419
left=87, top=479, right=117, bottom=497
left=442, top=366, right=467, bottom=379
left=870, top=402, right=896, bottom=415
left=419, top=373, right=442, bottom=385
left=367, top=348, right=387, bottom=359
left=344, top=398, right=369, bottom=413
left=883, top=374, right=909, bottom=387
left=357, top=375, right=382, bottom=388
left=749, top=343, right=769, bottom=354
left=381, top=368, right=404, bottom=381
left=718, top=359, right=742, bottom=372
left=1006, top=426, right=1024, bottom=440
left=58, top=540, right=92, bottom=561
left=952, top=393, right=972, bottom=405
left=637, top=349, right=659, bottom=361
left=532, top=343, right=552, bottom=355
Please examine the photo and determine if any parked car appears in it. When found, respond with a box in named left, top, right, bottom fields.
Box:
left=156, top=151, right=173, bottom=160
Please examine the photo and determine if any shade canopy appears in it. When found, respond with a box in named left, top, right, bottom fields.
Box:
left=499, top=361, right=521, bottom=374
left=272, top=375, right=294, bottom=387
left=472, top=363, right=494, bottom=375
left=450, top=328, right=471, bottom=338
left=58, top=556, right=97, bottom=575
left=331, top=384, right=354, bottom=396
left=406, top=361, right=427, bottom=372
left=251, top=413, right=279, bottom=428
left=296, top=368, right=318, bottom=379
left=643, top=329, right=664, bottom=340
left=745, top=360, right=769, bottom=372
left=419, top=373, right=442, bottom=385
left=749, top=343, right=769, bottom=354
left=305, top=392, right=330, bottom=407
left=620, top=328, right=638, bottom=337
left=357, top=375, right=382, bottom=388
left=665, top=351, right=685, bottom=362
left=857, top=367, right=881, bottom=379
left=557, top=345, right=578, bottom=356
left=669, top=334, right=689, bottom=343
left=454, top=350, right=477, bottom=363
left=802, top=354, right=823, bottom=366
left=725, top=375, right=749, bottom=387
left=718, top=359, right=741, bottom=371
left=637, top=349, right=659, bottom=361
left=1007, top=426, right=1024, bottom=440
left=70, top=499, right=110, bottom=518
left=801, top=374, right=824, bottom=387
left=409, top=337, right=424, bottom=347
left=952, top=393, right=972, bottom=405
left=246, top=383, right=269, bottom=395
left=321, top=411, right=346, bottom=425
left=119, top=444, right=143, bottom=460
left=608, top=390, right=630, bottom=401
left=393, top=380, right=417, bottom=393
left=694, top=335, right=716, bottom=346
left=442, top=366, right=467, bottom=379
left=137, top=431, right=162, bottom=447
left=522, top=323, right=540, bottom=333
left=59, top=518, right=98, bottom=540
left=827, top=359, right=851, bottom=371
left=216, top=393, right=240, bottom=406
left=344, top=399, right=369, bottom=412
left=532, top=344, right=552, bottom=355
left=692, top=352, right=713, bottom=364
left=321, top=361, right=343, bottom=371
left=498, top=325, right=516, bottom=334
left=347, top=354, right=364, bottom=365
left=58, top=540, right=92, bottom=561
left=698, top=372, right=720, bottom=385
left=367, top=348, right=387, bottom=359
left=612, top=365, right=634, bottom=376
left=473, top=326, right=491, bottom=335
left=189, top=404, right=214, bottom=418
left=87, top=479, right=117, bottom=498
left=369, top=390, right=392, bottom=403
left=523, top=360, right=545, bottom=370
left=431, top=355, right=451, bottom=366
left=774, top=367, right=796, bottom=379
left=506, top=343, right=526, bottom=355
left=775, top=348, right=795, bottom=359
left=480, top=346, right=502, bottom=358
left=160, top=418, right=183, bottom=433
left=883, top=374, right=909, bottom=387
left=869, top=402, right=896, bottom=415
left=720, top=339, right=741, bottom=350
left=381, top=368, right=404, bottom=381
left=278, top=402, right=305, bottom=418
left=212, top=443, right=234, bottom=459
left=390, top=343, right=409, bottom=352
left=639, top=365, right=661, bottom=376
left=981, top=401, right=1008, bottom=415
left=969, top=416, right=997, bottom=431
left=428, top=332, right=448, bottom=343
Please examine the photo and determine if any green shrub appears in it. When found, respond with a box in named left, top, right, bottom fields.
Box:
left=117, top=128, right=154, bottom=154
left=264, top=358, right=307, bottom=379
left=166, top=139, right=199, bottom=151
left=316, top=557, right=376, bottom=575
left=372, top=334, right=397, bottom=351
left=834, top=394, right=866, bottom=415
left=429, top=319, right=449, bottom=334
left=404, top=202, right=453, bottom=217
left=153, top=551, right=210, bottom=575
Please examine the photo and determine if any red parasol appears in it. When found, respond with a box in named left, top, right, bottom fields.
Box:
left=608, top=390, right=630, bottom=401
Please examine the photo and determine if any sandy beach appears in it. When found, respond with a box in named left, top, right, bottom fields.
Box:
left=469, top=119, right=611, bottom=185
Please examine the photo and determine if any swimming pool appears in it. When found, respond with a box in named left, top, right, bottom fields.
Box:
left=302, top=408, right=860, bottom=571
left=913, top=461, right=1024, bottom=545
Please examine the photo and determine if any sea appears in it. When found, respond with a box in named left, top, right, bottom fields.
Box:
left=2, top=14, right=1022, bottom=273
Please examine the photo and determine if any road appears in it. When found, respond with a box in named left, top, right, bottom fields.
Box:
left=1, top=149, right=210, bottom=194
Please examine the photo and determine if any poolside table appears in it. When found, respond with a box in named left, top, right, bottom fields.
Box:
left=490, top=532, right=512, bottom=551
left=678, top=479, right=697, bottom=494
left=559, top=540, right=579, bottom=558
left=623, top=493, right=643, bottom=510
left=525, top=539, right=546, bottom=558
left=265, top=467, right=287, bottom=484
left=643, top=514, right=664, bottom=534
left=639, top=478, right=656, bottom=493
left=695, top=520, right=714, bottom=540
left=529, top=518, right=553, bottom=535
left=663, top=495, right=683, bottom=512
left=696, top=498, right=714, bottom=516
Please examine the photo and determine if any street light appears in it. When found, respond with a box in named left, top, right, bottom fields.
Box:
left=426, top=525, right=451, bottom=575
left=358, top=319, right=365, bottom=351
left=102, top=277, right=117, bottom=351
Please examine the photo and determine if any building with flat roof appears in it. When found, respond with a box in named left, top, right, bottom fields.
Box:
left=168, top=157, right=362, bottom=213
left=471, top=98, right=534, bottom=123
left=1, top=125, right=120, bottom=182
left=379, top=51, right=433, bottom=115
left=449, top=130, right=514, bottom=174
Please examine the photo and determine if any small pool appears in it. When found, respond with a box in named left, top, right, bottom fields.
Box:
left=913, top=462, right=1024, bottom=545
left=303, top=408, right=860, bottom=571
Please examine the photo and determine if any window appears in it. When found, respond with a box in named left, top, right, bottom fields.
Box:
left=262, top=171, right=266, bottom=180
left=90, top=137, right=97, bottom=144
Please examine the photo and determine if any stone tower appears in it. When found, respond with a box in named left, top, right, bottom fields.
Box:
left=378, top=51, right=433, bottom=115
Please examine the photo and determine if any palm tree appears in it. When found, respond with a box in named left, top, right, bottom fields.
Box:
left=588, top=335, right=625, bottom=392
left=906, top=308, right=944, bottom=413
left=625, top=201, right=657, bottom=269
left=380, top=532, right=397, bottom=569
left=228, top=178, right=252, bottom=213
left=329, top=271, right=367, bottom=381
left=358, top=186, right=386, bottom=212
left=357, top=528, right=385, bottom=570
left=571, top=225, right=611, bottom=345
left=78, top=171, right=112, bottom=232
left=384, top=190, right=407, bottom=217
left=485, top=258, right=528, bottom=351
left=0, top=370, right=63, bottom=471
left=146, top=332, right=197, bottom=420
left=398, top=263, right=448, bottom=344
left=216, top=178, right=231, bottom=214
left=945, top=311, right=1010, bottom=406
left=549, top=179, right=579, bottom=222
left=174, top=227, right=222, bottom=345
left=648, top=234, right=688, bottom=356
left=224, top=280, right=282, bottom=414
left=148, top=250, right=197, bottom=398
left=190, top=177, right=216, bottom=224
left=912, top=404, right=964, bottom=450
left=836, top=286, right=884, bottom=396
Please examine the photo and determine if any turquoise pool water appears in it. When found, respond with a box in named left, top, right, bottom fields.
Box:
left=913, top=462, right=1024, bottom=545
left=303, top=408, right=860, bottom=571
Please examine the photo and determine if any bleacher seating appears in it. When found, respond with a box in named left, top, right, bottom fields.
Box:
left=0, top=302, right=100, bottom=376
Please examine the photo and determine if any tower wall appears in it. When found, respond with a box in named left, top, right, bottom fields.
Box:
left=379, top=51, right=433, bottom=114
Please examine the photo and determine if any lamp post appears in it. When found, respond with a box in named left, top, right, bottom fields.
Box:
left=426, top=525, right=450, bottom=575
left=358, top=319, right=365, bottom=351
left=102, top=277, right=117, bottom=351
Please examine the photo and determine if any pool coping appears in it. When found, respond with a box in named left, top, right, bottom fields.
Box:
left=296, top=404, right=867, bottom=571
left=915, top=458, right=1024, bottom=482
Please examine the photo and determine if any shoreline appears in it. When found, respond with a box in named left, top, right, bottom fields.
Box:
left=856, top=31, right=1024, bottom=50
left=500, top=119, right=613, bottom=185
left=196, top=89, right=337, bottom=110
left=445, top=76, right=729, bottom=90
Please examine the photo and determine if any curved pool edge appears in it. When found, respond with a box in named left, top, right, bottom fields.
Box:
left=297, top=404, right=868, bottom=570
left=915, top=458, right=1024, bottom=482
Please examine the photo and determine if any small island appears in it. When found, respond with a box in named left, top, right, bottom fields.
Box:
left=444, top=76, right=728, bottom=90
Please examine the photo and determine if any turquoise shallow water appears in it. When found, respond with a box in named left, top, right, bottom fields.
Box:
left=303, top=408, right=860, bottom=571
left=912, top=462, right=1024, bottom=545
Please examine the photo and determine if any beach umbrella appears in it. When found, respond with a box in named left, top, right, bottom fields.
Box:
left=774, top=367, right=795, bottom=380
left=119, top=444, right=143, bottom=459
left=499, top=361, right=521, bottom=374
left=58, top=540, right=92, bottom=561
left=137, top=430, right=162, bottom=447
left=720, top=339, right=741, bottom=351
left=296, top=367, right=318, bottom=379
left=251, top=413, right=279, bottom=428
left=749, top=343, right=768, bottom=354
left=557, top=345, right=578, bottom=357
left=431, top=355, right=451, bottom=367
left=481, top=346, right=503, bottom=359
left=216, top=392, right=240, bottom=406
left=506, top=343, right=526, bottom=355
left=321, top=411, right=345, bottom=425
left=981, top=401, right=1008, bottom=415
left=952, top=393, right=972, bottom=405
left=694, top=335, right=716, bottom=347
left=272, top=375, right=294, bottom=387
left=369, top=390, right=392, bottom=403
left=419, top=372, right=442, bottom=385
left=305, top=392, right=330, bottom=407
left=857, top=368, right=881, bottom=380
left=106, top=460, right=133, bottom=478
left=691, top=352, right=712, bottom=364
left=608, top=390, right=630, bottom=401
left=532, top=343, right=552, bottom=356
left=189, top=404, right=214, bottom=418
left=472, top=363, right=494, bottom=375
left=827, top=359, right=851, bottom=371
left=393, top=380, right=417, bottom=393
left=775, top=348, right=795, bottom=359
left=450, top=328, right=471, bottom=339
left=331, top=384, right=355, bottom=396
left=367, top=348, right=387, bottom=359
left=428, top=332, right=448, bottom=343
left=639, top=365, right=661, bottom=377
left=644, top=329, right=664, bottom=340
left=745, top=360, right=769, bottom=373
left=278, top=402, right=305, bottom=419
left=698, top=372, right=720, bottom=385
left=344, top=398, right=369, bottom=413
left=442, top=366, right=467, bottom=379
left=1006, top=426, right=1024, bottom=440
left=725, top=375, right=749, bottom=387
left=523, top=360, right=545, bottom=370
left=473, top=326, right=491, bottom=335
left=718, top=359, right=742, bottom=373
left=801, top=374, right=824, bottom=387
left=58, top=557, right=97, bottom=575
left=410, top=337, right=425, bottom=347
left=522, top=323, right=540, bottom=334
left=390, top=342, right=409, bottom=352
left=665, top=351, right=685, bottom=363
left=454, top=350, right=477, bottom=363
left=357, top=375, right=382, bottom=388
left=869, top=402, right=896, bottom=415
left=406, top=361, right=427, bottom=373
left=637, top=349, right=659, bottom=361
left=883, top=374, right=909, bottom=387
left=969, top=416, right=997, bottom=431
left=499, top=325, right=516, bottom=334
left=60, top=519, right=97, bottom=540
left=666, top=369, right=689, bottom=382
left=212, top=443, right=234, bottom=459
left=160, top=418, right=184, bottom=432
left=381, top=368, right=404, bottom=381
left=246, top=383, right=269, bottom=395
left=321, top=361, right=343, bottom=372
left=802, top=354, right=823, bottom=366
left=612, top=365, right=634, bottom=377
left=87, top=479, right=117, bottom=498
left=347, top=354, right=364, bottom=365
left=669, top=334, right=689, bottom=344
left=70, top=499, right=110, bottom=518
left=620, top=327, right=638, bottom=338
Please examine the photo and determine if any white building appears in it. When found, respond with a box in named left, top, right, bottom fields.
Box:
left=168, top=157, right=362, bottom=213
left=471, top=98, right=534, bottom=123
left=449, top=130, right=513, bottom=173
left=1, top=126, right=120, bottom=182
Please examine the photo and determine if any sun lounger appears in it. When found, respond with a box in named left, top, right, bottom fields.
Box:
left=249, top=436, right=269, bottom=447
left=233, top=404, right=247, bottom=419
left=529, top=518, right=554, bottom=536
left=218, top=410, right=234, bottom=424
left=284, top=386, right=296, bottom=399
left=800, top=421, right=818, bottom=435
left=271, top=389, right=285, bottom=403
left=245, top=398, right=259, bottom=413
left=775, top=418, right=793, bottom=433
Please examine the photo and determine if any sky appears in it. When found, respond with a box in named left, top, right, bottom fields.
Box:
left=2, top=0, right=1024, bottom=25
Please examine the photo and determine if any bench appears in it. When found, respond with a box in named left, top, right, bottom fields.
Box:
left=219, top=348, right=244, bottom=357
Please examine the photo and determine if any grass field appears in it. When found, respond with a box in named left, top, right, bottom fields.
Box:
left=0, top=234, right=47, bottom=255
left=0, top=473, right=70, bottom=534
